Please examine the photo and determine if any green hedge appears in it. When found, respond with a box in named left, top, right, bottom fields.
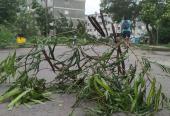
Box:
left=0, top=25, right=15, bottom=48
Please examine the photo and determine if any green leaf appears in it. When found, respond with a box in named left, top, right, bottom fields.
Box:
left=8, top=89, right=32, bottom=109
left=147, top=78, right=156, bottom=107
left=0, top=87, right=21, bottom=103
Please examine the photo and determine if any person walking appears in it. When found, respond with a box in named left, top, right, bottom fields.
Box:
left=121, top=16, right=132, bottom=48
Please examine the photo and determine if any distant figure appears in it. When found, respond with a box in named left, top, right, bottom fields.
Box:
left=121, top=16, right=132, bottom=48
left=16, top=33, right=26, bottom=45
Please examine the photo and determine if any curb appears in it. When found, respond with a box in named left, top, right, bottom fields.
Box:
left=139, top=47, right=170, bottom=52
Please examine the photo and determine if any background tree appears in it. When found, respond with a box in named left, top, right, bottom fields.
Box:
left=140, top=0, right=167, bottom=44
left=158, top=0, right=170, bottom=44
left=140, top=1, right=158, bottom=44
left=53, top=13, right=74, bottom=36
left=0, top=0, right=19, bottom=24
left=15, top=11, right=39, bottom=38
left=100, top=0, right=141, bottom=22
left=14, top=0, right=39, bottom=37
left=32, top=0, right=53, bottom=36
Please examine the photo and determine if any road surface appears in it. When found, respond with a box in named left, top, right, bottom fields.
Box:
left=0, top=46, right=170, bottom=116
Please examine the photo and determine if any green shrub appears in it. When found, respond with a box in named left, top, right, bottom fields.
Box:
left=0, top=25, right=14, bottom=48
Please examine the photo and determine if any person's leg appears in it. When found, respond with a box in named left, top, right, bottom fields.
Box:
left=123, top=31, right=128, bottom=48
left=126, top=31, right=131, bottom=47
left=124, top=36, right=128, bottom=48
left=126, top=36, right=130, bottom=47
left=122, top=32, right=126, bottom=48
left=116, top=33, right=121, bottom=42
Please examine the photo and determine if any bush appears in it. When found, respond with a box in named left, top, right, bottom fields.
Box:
left=159, top=27, right=170, bottom=44
left=15, top=12, right=39, bottom=38
left=0, top=25, right=15, bottom=48
left=159, top=18, right=170, bottom=44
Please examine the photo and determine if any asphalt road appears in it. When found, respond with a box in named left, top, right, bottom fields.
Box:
left=0, top=46, right=170, bottom=116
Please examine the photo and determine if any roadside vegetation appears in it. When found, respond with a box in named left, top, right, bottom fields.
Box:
left=0, top=0, right=170, bottom=115
left=0, top=13, right=170, bottom=116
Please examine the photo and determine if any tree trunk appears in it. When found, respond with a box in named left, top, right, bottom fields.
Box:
left=152, top=27, right=157, bottom=45
left=146, top=23, right=156, bottom=45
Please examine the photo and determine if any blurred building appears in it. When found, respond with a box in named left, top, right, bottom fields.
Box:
left=133, top=21, right=147, bottom=37
left=27, top=0, right=85, bottom=21
left=53, top=0, right=85, bottom=21
left=25, top=0, right=53, bottom=10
